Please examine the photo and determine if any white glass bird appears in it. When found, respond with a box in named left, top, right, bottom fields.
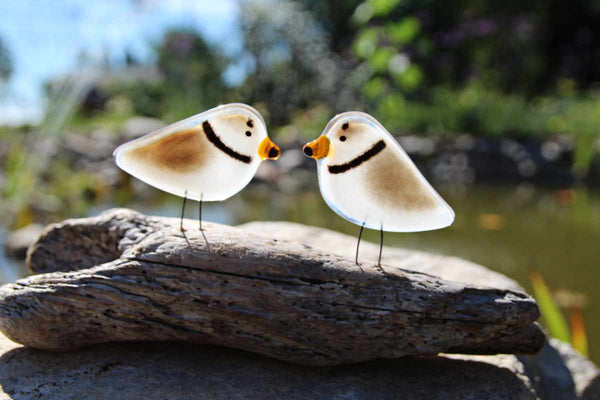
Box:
left=114, top=103, right=280, bottom=233
left=302, top=111, right=454, bottom=266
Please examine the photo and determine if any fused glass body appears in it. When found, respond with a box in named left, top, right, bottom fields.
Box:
left=114, top=103, right=279, bottom=202
left=305, top=112, right=455, bottom=232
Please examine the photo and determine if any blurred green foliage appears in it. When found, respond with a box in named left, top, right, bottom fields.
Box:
left=0, top=126, right=108, bottom=228
left=343, top=0, right=600, bottom=173
left=103, top=30, right=227, bottom=123
left=154, top=30, right=227, bottom=121
left=232, top=1, right=359, bottom=126
left=59, top=0, right=600, bottom=176
left=30, top=0, right=600, bottom=189
left=2, top=136, right=34, bottom=210
left=347, top=0, right=600, bottom=94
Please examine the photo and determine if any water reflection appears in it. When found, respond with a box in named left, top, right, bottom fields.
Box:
left=0, top=229, right=29, bottom=282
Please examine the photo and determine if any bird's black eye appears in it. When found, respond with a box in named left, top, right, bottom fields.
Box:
left=245, top=131, right=252, bottom=137
left=247, top=119, right=254, bottom=128
left=340, top=135, right=347, bottom=142
left=342, top=123, right=349, bottom=130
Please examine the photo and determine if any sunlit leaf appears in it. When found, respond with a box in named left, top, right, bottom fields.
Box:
left=387, top=17, right=420, bottom=45
left=570, top=307, right=589, bottom=357
left=368, top=47, right=395, bottom=72
left=369, top=0, right=402, bottom=17
left=353, top=28, right=379, bottom=58
left=352, top=3, right=373, bottom=25
left=529, top=270, right=571, bottom=343
left=393, top=64, right=424, bottom=91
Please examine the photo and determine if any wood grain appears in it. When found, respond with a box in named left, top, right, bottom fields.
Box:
left=0, top=209, right=545, bottom=366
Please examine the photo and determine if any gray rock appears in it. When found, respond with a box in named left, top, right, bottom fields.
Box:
left=61, top=131, right=119, bottom=163
left=3, top=224, right=44, bottom=260
left=0, top=332, right=597, bottom=400
left=518, top=339, right=600, bottom=400
left=120, top=117, right=166, bottom=141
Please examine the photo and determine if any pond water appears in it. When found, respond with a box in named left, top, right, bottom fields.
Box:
left=1, top=181, right=599, bottom=363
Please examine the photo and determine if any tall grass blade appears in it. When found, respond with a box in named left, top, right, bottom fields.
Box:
left=529, top=270, right=571, bottom=343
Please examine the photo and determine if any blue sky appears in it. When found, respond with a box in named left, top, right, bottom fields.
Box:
left=0, top=0, right=241, bottom=125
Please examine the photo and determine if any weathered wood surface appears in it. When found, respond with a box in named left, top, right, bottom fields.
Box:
left=0, top=209, right=544, bottom=365
left=240, top=221, right=525, bottom=292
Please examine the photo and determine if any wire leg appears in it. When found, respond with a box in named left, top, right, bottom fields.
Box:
left=378, top=227, right=383, bottom=267
left=355, top=222, right=365, bottom=266
left=180, top=190, right=188, bottom=232
left=198, top=193, right=211, bottom=251
left=198, top=195, right=203, bottom=231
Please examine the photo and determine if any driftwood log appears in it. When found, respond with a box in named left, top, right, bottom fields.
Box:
left=0, top=209, right=544, bottom=365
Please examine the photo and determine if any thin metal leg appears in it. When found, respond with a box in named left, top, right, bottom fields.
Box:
left=180, top=190, right=188, bottom=232
left=355, top=222, right=365, bottom=266
left=377, top=227, right=383, bottom=267
left=198, top=193, right=211, bottom=251
left=198, top=195, right=203, bottom=231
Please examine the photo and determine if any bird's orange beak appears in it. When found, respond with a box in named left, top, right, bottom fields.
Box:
left=258, top=137, right=281, bottom=160
left=302, top=136, right=330, bottom=160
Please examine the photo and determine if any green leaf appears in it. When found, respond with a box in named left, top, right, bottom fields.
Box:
left=353, top=28, right=380, bottom=58
left=393, top=64, right=424, bottom=91
left=387, top=17, right=420, bottom=45
left=352, top=3, right=373, bottom=25
left=369, top=0, right=401, bottom=17
left=368, top=47, right=395, bottom=72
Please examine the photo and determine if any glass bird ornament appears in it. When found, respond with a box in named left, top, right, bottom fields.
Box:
left=302, top=111, right=454, bottom=266
left=114, top=103, right=280, bottom=232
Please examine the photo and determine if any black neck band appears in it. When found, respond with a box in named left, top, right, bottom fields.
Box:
left=328, top=140, right=386, bottom=174
left=203, top=121, right=252, bottom=164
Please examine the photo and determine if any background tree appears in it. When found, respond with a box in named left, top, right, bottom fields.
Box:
left=156, top=30, right=227, bottom=121
left=95, top=29, right=227, bottom=122
left=346, top=0, right=600, bottom=97
left=235, top=0, right=360, bottom=126
left=0, top=37, right=13, bottom=82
